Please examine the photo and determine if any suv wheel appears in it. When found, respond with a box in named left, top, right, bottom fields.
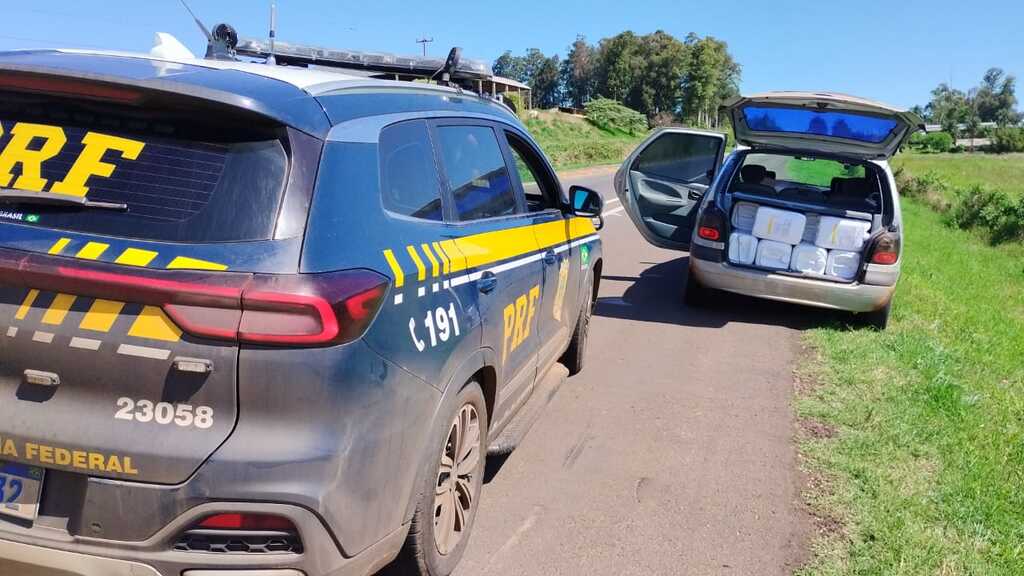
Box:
left=560, top=274, right=594, bottom=375
left=393, top=381, right=488, bottom=576
left=683, top=268, right=711, bottom=307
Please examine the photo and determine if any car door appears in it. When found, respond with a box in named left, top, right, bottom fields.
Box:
left=431, top=120, right=542, bottom=427
left=615, top=128, right=726, bottom=251
left=501, top=129, right=578, bottom=373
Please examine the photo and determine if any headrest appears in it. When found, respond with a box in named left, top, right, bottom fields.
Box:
left=740, top=164, right=767, bottom=183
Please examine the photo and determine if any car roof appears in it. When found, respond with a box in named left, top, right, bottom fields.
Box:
left=0, top=49, right=515, bottom=137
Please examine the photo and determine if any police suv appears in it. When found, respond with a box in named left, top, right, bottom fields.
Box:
left=0, top=32, right=603, bottom=576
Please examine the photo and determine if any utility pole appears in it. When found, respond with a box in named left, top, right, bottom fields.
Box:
left=415, top=37, right=433, bottom=57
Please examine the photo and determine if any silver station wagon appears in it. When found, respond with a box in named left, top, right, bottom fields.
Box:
left=616, top=92, right=924, bottom=329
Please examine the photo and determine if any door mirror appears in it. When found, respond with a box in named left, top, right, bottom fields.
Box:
left=570, top=185, right=603, bottom=217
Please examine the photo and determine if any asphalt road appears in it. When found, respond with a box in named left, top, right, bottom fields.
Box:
left=452, top=168, right=814, bottom=576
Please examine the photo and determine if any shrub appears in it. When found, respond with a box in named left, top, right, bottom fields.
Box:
left=894, top=167, right=951, bottom=212
left=907, top=131, right=953, bottom=153
left=949, top=185, right=1024, bottom=243
left=990, top=127, right=1024, bottom=153
left=503, top=92, right=525, bottom=116
left=584, top=98, right=648, bottom=136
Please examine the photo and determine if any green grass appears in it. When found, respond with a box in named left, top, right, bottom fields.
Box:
left=892, top=153, right=1024, bottom=200
left=785, top=157, right=865, bottom=187
left=523, top=110, right=645, bottom=171
left=797, top=200, right=1024, bottom=575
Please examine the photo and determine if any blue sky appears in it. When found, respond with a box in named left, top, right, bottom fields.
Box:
left=1, top=0, right=1019, bottom=109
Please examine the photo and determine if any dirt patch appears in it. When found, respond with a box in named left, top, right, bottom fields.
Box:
left=800, top=417, right=837, bottom=439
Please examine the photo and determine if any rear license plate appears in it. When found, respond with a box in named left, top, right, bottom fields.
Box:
left=0, top=461, right=44, bottom=521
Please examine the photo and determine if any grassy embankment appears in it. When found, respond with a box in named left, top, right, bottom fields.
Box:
left=892, top=153, right=1024, bottom=200
left=522, top=110, right=645, bottom=171
left=797, top=153, right=1024, bottom=575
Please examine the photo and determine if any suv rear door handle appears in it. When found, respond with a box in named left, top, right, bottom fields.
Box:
left=543, top=250, right=557, bottom=265
left=478, top=271, right=498, bottom=293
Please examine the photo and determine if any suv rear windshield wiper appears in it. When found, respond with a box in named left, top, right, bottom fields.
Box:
left=0, top=188, right=128, bottom=211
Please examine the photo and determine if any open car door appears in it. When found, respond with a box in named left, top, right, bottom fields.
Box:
left=615, top=128, right=726, bottom=251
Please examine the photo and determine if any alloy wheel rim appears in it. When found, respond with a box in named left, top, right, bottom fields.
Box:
left=433, top=403, right=480, bottom=555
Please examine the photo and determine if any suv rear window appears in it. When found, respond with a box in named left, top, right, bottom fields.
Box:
left=0, top=113, right=288, bottom=243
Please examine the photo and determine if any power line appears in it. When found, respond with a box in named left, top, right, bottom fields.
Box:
left=416, top=37, right=434, bottom=57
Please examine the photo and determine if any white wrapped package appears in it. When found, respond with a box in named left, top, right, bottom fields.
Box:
left=826, top=250, right=861, bottom=280
left=731, top=202, right=759, bottom=231
left=815, top=216, right=872, bottom=251
left=755, top=239, right=793, bottom=270
left=752, top=206, right=806, bottom=245
left=790, top=243, right=828, bottom=275
left=802, top=213, right=821, bottom=244
left=728, top=232, right=759, bottom=265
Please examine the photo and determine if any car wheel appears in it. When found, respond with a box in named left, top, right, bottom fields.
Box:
left=860, top=300, right=892, bottom=330
left=683, top=268, right=710, bottom=308
left=560, top=274, right=593, bottom=375
left=392, top=381, right=488, bottom=576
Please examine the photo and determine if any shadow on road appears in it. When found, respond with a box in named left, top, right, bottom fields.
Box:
left=595, top=256, right=848, bottom=330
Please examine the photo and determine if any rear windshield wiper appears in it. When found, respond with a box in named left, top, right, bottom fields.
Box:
left=0, top=188, right=127, bottom=211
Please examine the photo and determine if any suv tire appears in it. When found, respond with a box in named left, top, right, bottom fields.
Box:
left=392, top=381, right=488, bottom=576
left=561, top=274, right=594, bottom=375
left=683, top=268, right=711, bottom=308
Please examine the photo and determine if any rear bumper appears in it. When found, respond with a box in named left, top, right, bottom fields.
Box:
left=0, top=501, right=406, bottom=576
left=691, top=258, right=895, bottom=312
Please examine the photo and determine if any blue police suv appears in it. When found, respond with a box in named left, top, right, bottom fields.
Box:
left=0, top=40, right=603, bottom=576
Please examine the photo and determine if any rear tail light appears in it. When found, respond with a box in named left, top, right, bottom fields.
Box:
left=697, top=204, right=727, bottom=242
left=4, top=250, right=388, bottom=347
left=868, top=231, right=901, bottom=265
left=196, top=513, right=296, bottom=532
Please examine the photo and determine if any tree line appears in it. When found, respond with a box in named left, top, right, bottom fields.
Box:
left=914, top=68, right=1020, bottom=135
left=493, top=31, right=741, bottom=128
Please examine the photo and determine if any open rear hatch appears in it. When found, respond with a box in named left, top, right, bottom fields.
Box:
left=0, top=65, right=323, bottom=485
left=723, top=92, right=924, bottom=159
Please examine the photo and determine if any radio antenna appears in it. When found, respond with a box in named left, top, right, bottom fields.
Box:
left=178, top=0, right=212, bottom=42
left=267, top=1, right=277, bottom=65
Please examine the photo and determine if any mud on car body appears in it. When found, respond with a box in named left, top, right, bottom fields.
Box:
left=0, top=48, right=602, bottom=576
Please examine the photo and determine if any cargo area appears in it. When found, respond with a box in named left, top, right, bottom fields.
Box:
left=723, top=153, right=887, bottom=283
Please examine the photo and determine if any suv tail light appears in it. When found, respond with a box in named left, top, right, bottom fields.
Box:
left=867, top=231, right=901, bottom=265
left=697, top=204, right=727, bottom=242
left=197, top=513, right=296, bottom=531
left=5, top=249, right=388, bottom=347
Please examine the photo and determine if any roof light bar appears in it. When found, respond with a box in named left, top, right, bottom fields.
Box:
left=234, top=38, right=493, bottom=80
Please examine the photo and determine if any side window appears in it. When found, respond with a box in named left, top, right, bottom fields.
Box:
left=505, top=132, right=560, bottom=212
left=436, top=125, right=518, bottom=221
left=635, top=133, right=723, bottom=185
left=379, top=120, right=443, bottom=221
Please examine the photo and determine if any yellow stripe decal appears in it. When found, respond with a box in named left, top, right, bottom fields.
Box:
left=165, top=256, right=228, bottom=271
left=437, top=240, right=466, bottom=273
left=75, top=241, right=109, bottom=260
left=382, top=249, right=405, bottom=288
left=48, top=237, right=71, bottom=255
left=406, top=245, right=426, bottom=282
left=432, top=241, right=450, bottom=275
left=15, top=289, right=39, bottom=320
left=127, top=306, right=182, bottom=342
left=451, top=225, right=540, bottom=270
left=114, top=248, right=158, bottom=267
left=41, top=293, right=76, bottom=325
left=80, top=299, right=125, bottom=333
left=420, top=243, right=440, bottom=278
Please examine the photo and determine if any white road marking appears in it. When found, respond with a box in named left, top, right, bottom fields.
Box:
left=69, top=337, right=102, bottom=351
left=5, top=327, right=16, bottom=338
left=117, top=344, right=171, bottom=360
left=32, top=331, right=54, bottom=344
left=604, top=206, right=625, bottom=216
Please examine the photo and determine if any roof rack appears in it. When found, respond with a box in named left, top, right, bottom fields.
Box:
left=234, top=38, right=493, bottom=82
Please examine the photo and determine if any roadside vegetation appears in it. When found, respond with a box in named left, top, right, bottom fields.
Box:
left=521, top=108, right=645, bottom=170
left=797, top=199, right=1024, bottom=575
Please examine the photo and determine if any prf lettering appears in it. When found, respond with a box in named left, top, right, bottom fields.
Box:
left=502, top=285, right=540, bottom=363
left=0, top=121, right=145, bottom=196
left=0, top=435, right=139, bottom=475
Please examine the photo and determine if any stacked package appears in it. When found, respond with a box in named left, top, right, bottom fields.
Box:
left=728, top=202, right=871, bottom=281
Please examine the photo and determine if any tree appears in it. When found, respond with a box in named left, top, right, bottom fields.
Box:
left=532, top=53, right=563, bottom=108
left=975, top=68, right=1020, bottom=126
left=927, top=83, right=969, bottom=140
left=682, top=35, right=740, bottom=128
left=636, top=30, right=689, bottom=122
left=561, top=35, right=595, bottom=109
left=594, top=32, right=644, bottom=106
left=493, top=51, right=527, bottom=83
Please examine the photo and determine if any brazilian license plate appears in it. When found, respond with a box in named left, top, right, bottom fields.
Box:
left=0, top=461, right=44, bottom=521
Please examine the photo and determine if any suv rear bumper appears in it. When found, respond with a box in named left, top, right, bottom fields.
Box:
left=691, top=258, right=894, bottom=312
left=0, top=502, right=407, bottom=576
